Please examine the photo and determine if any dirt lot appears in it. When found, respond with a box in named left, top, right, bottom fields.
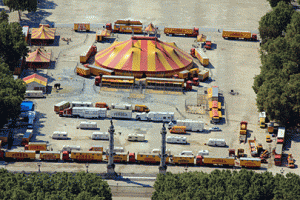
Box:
left=1, top=0, right=298, bottom=176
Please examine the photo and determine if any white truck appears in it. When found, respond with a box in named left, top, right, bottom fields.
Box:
left=27, top=111, right=36, bottom=129
left=72, top=107, right=107, bottom=118
left=136, top=112, right=174, bottom=122
left=168, top=119, right=204, bottom=132
left=92, top=132, right=109, bottom=140
left=62, top=145, right=81, bottom=152
left=109, top=109, right=132, bottom=119
left=71, top=101, right=93, bottom=108
left=111, top=103, right=133, bottom=110
left=79, top=121, right=97, bottom=129
left=207, top=138, right=226, bottom=147
left=52, top=131, right=68, bottom=139
left=128, top=134, right=145, bottom=142
left=166, top=136, right=187, bottom=144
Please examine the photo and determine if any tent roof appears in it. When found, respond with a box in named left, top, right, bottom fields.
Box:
left=31, top=25, right=56, bottom=40
left=23, top=73, right=48, bottom=86
left=145, top=23, right=156, bottom=32
left=95, top=36, right=193, bottom=74
left=26, top=48, right=51, bottom=63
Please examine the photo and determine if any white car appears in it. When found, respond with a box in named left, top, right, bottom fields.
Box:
left=209, top=127, right=221, bottom=131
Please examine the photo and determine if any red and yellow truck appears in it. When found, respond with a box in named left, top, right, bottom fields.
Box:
left=209, top=101, right=221, bottom=110
left=196, top=156, right=235, bottom=166
left=134, top=105, right=150, bottom=112
left=248, top=139, right=258, bottom=157
left=274, top=143, right=283, bottom=166
left=135, top=153, right=170, bottom=164
left=76, top=65, right=91, bottom=77
left=106, top=20, right=143, bottom=34
left=95, top=102, right=110, bottom=109
left=112, top=152, right=128, bottom=163
left=239, top=121, right=248, bottom=143
left=25, top=142, right=47, bottom=152
left=239, top=157, right=261, bottom=168
left=170, top=126, right=186, bottom=134
left=40, top=151, right=61, bottom=161
left=80, top=45, right=97, bottom=63
left=62, top=151, right=102, bottom=162
left=209, top=108, right=222, bottom=124
left=222, top=30, right=257, bottom=41
left=74, top=23, right=90, bottom=32
left=54, top=101, right=70, bottom=114
left=172, top=155, right=194, bottom=165
left=164, top=27, right=199, bottom=37
left=5, top=150, right=36, bottom=161
left=21, top=129, right=33, bottom=146
left=190, top=48, right=209, bottom=66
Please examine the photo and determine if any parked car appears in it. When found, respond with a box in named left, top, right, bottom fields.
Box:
left=209, top=127, right=221, bottom=131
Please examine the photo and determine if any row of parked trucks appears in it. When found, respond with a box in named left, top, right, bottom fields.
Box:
left=207, top=86, right=222, bottom=124
left=0, top=147, right=261, bottom=167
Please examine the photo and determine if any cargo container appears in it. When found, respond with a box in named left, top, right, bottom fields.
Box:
left=89, top=145, right=104, bottom=152
left=25, top=90, right=44, bottom=98
left=170, top=126, right=186, bottom=134
left=112, top=152, right=128, bottom=163
left=196, top=156, right=235, bottom=166
left=25, top=142, right=47, bottom=152
left=172, top=155, right=195, bottom=165
left=71, top=101, right=93, bottom=108
left=111, top=103, right=133, bottom=110
left=169, top=119, right=204, bottom=132
left=128, top=134, right=145, bottom=142
left=190, top=48, right=209, bottom=66
left=5, top=150, right=36, bottom=161
left=222, top=30, right=257, bottom=41
left=95, top=102, right=110, bottom=109
left=60, top=107, right=107, bottom=118
left=80, top=45, right=97, bottom=63
left=277, top=127, right=285, bottom=144
left=62, top=145, right=81, bottom=153
left=209, top=101, right=222, bottom=110
left=63, top=151, right=102, bottom=162
left=178, top=70, right=189, bottom=79
left=92, top=132, right=109, bottom=140
left=110, top=109, right=132, bottom=119
left=74, top=23, right=90, bottom=32
left=274, top=143, right=283, bottom=166
left=105, top=146, right=125, bottom=154
left=107, top=20, right=143, bottom=33
left=84, top=64, right=115, bottom=76
left=40, top=151, right=61, bottom=161
left=207, top=138, right=226, bottom=147
left=54, top=101, right=70, bottom=113
left=96, top=29, right=111, bottom=42
left=52, top=131, right=68, bottom=140
left=166, top=136, right=187, bottom=144
left=79, top=121, right=97, bottom=129
left=198, top=70, right=209, bottom=81
left=135, top=153, right=170, bottom=164
left=239, top=157, right=261, bottom=168
left=76, top=65, right=91, bottom=77
left=21, top=129, right=33, bottom=146
left=136, top=112, right=174, bottom=122
left=164, top=27, right=199, bottom=37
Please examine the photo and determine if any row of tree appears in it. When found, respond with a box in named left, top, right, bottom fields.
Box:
left=152, top=169, right=300, bottom=200
left=253, top=1, right=300, bottom=128
left=0, top=169, right=112, bottom=200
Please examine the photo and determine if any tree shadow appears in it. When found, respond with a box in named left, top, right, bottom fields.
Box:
left=20, top=10, right=55, bottom=28
left=38, top=0, right=58, bottom=10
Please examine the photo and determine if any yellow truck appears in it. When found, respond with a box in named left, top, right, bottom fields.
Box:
left=164, top=27, right=199, bottom=37
left=239, top=121, right=248, bottom=143
left=74, top=23, right=90, bottom=32
left=112, top=20, right=143, bottom=33
left=24, top=142, right=47, bottom=152
left=5, top=150, right=36, bottom=161
left=113, top=152, right=128, bottom=163
left=134, top=105, right=150, bottom=112
left=190, top=48, right=209, bottom=66
left=239, top=157, right=261, bottom=168
left=172, top=155, right=194, bottom=165
left=259, top=112, right=266, bottom=128
left=209, top=108, right=222, bottom=124
left=80, top=45, right=97, bottom=63
left=170, top=126, right=186, bottom=134
left=222, top=30, right=257, bottom=41
left=63, top=151, right=103, bottom=162
left=136, top=153, right=170, bottom=164
left=209, top=101, right=221, bottom=110
left=54, top=101, right=70, bottom=114
left=203, top=156, right=235, bottom=166
left=40, top=151, right=61, bottom=161
left=96, top=29, right=111, bottom=42
left=76, top=65, right=91, bottom=77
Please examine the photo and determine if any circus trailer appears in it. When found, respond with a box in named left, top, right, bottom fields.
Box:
left=74, top=23, right=90, bottom=32
left=190, top=48, right=209, bottom=66
left=107, top=20, right=143, bottom=33
left=76, top=65, right=91, bottom=77
left=97, top=75, right=135, bottom=88
left=96, top=29, right=111, bottom=42
left=222, top=30, right=257, bottom=41
left=80, top=45, right=97, bottom=64
left=25, top=90, right=44, bottom=98
left=164, top=27, right=199, bottom=37
left=84, top=64, right=115, bottom=77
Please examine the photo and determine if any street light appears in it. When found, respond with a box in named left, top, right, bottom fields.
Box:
left=37, top=163, right=41, bottom=173
left=184, top=165, right=188, bottom=173
left=280, top=168, right=284, bottom=175
left=85, top=163, right=89, bottom=173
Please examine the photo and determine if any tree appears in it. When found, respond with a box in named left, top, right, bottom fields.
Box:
left=0, top=21, right=28, bottom=72
left=0, top=60, right=26, bottom=129
left=259, top=1, right=294, bottom=42
left=0, top=10, right=9, bottom=23
left=267, top=0, right=291, bottom=7
left=3, top=0, right=37, bottom=20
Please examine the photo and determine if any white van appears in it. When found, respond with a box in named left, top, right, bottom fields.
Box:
left=71, top=101, right=93, bottom=108
left=92, top=132, right=109, bottom=140
left=79, top=121, right=97, bottom=129
left=179, top=151, right=194, bottom=156
left=207, top=138, right=226, bottom=147
left=166, top=136, right=187, bottom=144
left=52, top=131, right=68, bottom=139
left=106, top=146, right=125, bottom=153
left=62, top=145, right=81, bottom=152
left=25, top=90, right=44, bottom=98
left=151, top=149, right=171, bottom=155
left=197, top=150, right=209, bottom=156
left=128, top=134, right=145, bottom=142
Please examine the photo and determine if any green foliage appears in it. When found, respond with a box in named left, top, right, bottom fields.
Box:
left=0, top=21, right=28, bottom=72
left=267, top=0, right=292, bottom=7
left=259, top=1, right=294, bottom=42
left=3, top=0, right=37, bottom=13
left=0, top=10, right=9, bottom=23
left=152, top=169, right=300, bottom=200
left=0, top=169, right=112, bottom=200
left=0, top=61, right=26, bottom=128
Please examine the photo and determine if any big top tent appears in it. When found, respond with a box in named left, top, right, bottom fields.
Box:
left=26, top=48, right=51, bottom=69
left=95, top=36, right=193, bottom=78
left=31, top=24, right=56, bottom=45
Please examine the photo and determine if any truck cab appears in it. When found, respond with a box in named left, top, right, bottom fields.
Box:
left=95, top=102, right=109, bottom=109
left=134, top=105, right=150, bottom=112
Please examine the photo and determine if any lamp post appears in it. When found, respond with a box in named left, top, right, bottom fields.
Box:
left=280, top=168, right=284, bottom=175
left=159, top=123, right=167, bottom=174
left=37, top=163, right=41, bottom=173
left=85, top=163, right=89, bottom=173
left=184, top=165, right=188, bottom=173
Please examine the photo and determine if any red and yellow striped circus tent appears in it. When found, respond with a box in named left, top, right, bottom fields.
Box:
left=26, top=48, right=51, bottom=69
left=31, top=24, right=56, bottom=45
left=145, top=23, right=156, bottom=34
left=95, top=36, right=193, bottom=78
